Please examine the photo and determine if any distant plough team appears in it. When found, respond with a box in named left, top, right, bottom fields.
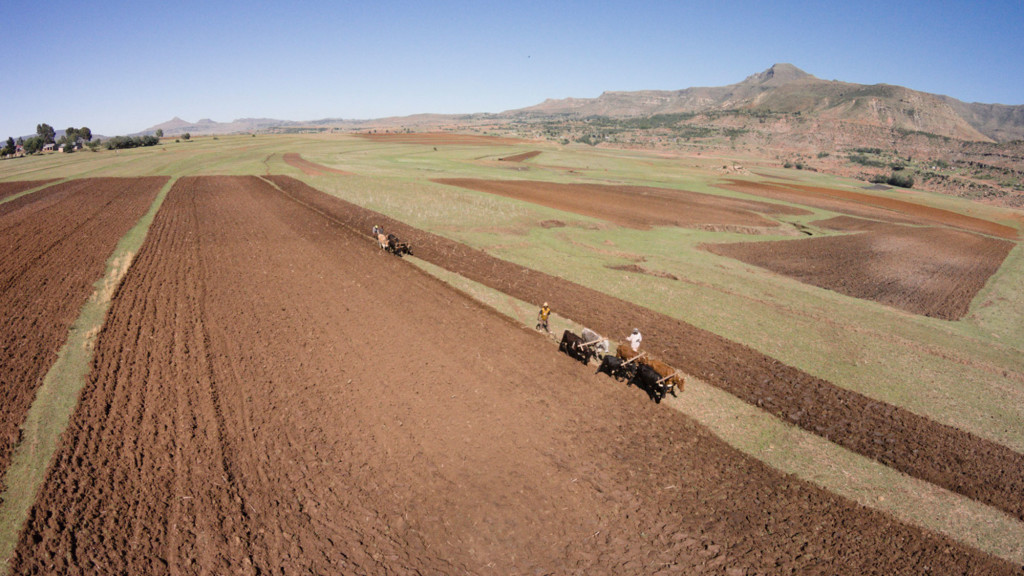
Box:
left=550, top=304, right=684, bottom=403
left=365, top=225, right=682, bottom=403
left=372, top=224, right=412, bottom=257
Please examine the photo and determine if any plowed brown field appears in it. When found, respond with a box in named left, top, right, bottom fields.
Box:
left=0, top=180, right=58, bottom=201
left=717, top=179, right=1019, bottom=239
left=357, top=133, right=527, bottom=145
left=282, top=153, right=353, bottom=176
left=434, top=179, right=809, bottom=231
left=705, top=216, right=1015, bottom=320
left=0, top=177, right=165, bottom=491
left=12, top=176, right=1019, bottom=575
left=267, top=175, right=1024, bottom=525
left=498, top=150, right=542, bottom=162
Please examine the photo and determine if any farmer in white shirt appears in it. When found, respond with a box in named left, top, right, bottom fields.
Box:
left=627, top=328, right=642, bottom=352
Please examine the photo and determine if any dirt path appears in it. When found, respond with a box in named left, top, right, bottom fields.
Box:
left=267, top=175, right=1024, bottom=525
left=11, top=176, right=1019, bottom=574
left=0, top=177, right=165, bottom=490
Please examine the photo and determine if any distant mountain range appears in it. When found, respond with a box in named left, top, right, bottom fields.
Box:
left=142, top=116, right=305, bottom=136
left=142, top=64, right=1024, bottom=143
left=505, top=63, right=1023, bottom=143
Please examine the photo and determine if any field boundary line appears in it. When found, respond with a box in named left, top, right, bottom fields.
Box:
left=0, top=177, right=176, bottom=574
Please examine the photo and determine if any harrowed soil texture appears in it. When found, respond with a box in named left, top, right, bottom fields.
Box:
left=0, top=177, right=165, bottom=498
left=11, top=175, right=1021, bottom=575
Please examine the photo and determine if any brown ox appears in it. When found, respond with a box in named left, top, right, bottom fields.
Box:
left=616, top=343, right=640, bottom=362
left=377, top=233, right=389, bottom=250
left=640, top=357, right=684, bottom=394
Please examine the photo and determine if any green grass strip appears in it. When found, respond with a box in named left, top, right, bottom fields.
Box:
left=0, top=177, right=175, bottom=574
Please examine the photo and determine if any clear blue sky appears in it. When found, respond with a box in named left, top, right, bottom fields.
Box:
left=2, top=0, right=1022, bottom=138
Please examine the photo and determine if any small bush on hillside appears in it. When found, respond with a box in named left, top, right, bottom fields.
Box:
left=849, top=154, right=886, bottom=168
left=887, top=172, right=915, bottom=188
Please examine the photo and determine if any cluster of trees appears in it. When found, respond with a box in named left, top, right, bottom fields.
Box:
left=105, top=135, right=160, bottom=150
left=2, top=122, right=190, bottom=159
left=2, top=123, right=96, bottom=156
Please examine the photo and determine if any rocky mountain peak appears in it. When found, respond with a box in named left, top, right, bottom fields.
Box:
left=744, top=63, right=813, bottom=85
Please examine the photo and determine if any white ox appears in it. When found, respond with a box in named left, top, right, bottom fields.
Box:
left=581, top=328, right=609, bottom=356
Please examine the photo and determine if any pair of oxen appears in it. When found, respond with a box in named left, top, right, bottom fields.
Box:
left=377, top=232, right=412, bottom=257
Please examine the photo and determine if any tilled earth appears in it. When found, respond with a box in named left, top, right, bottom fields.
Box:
left=705, top=215, right=1015, bottom=320
left=0, top=177, right=165, bottom=491
left=433, top=178, right=808, bottom=231
left=283, top=153, right=353, bottom=176
left=0, top=180, right=58, bottom=201
left=716, top=178, right=1019, bottom=239
left=12, top=175, right=1019, bottom=574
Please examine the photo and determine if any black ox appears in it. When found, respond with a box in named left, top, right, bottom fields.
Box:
left=596, top=355, right=637, bottom=382
left=385, top=233, right=412, bottom=257
left=628, top=363, right=672, bottom=403
left=559, top=330, right=597, bottom=365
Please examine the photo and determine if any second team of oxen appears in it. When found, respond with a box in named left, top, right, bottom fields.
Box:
left=559, top=328, right=683, bottom=403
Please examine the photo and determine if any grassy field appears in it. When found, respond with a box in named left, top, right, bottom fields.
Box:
left=2, top=133, right=1023, bottom=563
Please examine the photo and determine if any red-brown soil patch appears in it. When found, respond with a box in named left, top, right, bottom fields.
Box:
left=718, top=178, right=1019, bottom=239
left=0, top=180, right=58, bottom=201
left=357, top=132, right=527, bottom=146
left=282, top=152, right=353, bottom=176
left=0, top=177, right=164, bottom=489
left=705, top=217, right=1014, bottom=320
left=266, top=175, right=1024, bottom=525
left=499, top=150, right=542, bottom=162
left=435, top=178, right=810, bottom=231
left=14, top=175, right=1018, bottom=574
left=608, top=263, right=679, bottom=281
